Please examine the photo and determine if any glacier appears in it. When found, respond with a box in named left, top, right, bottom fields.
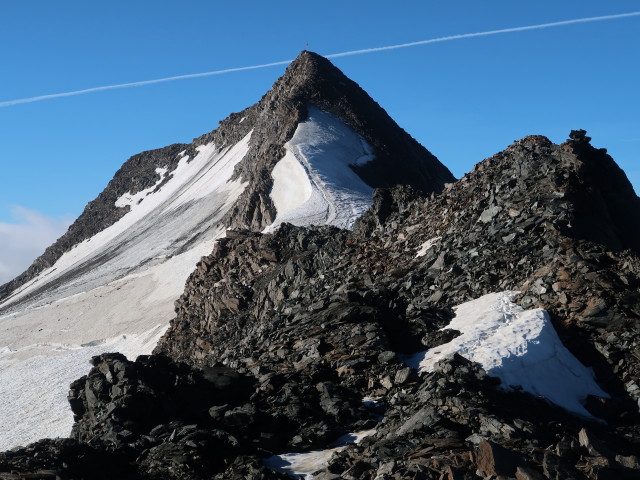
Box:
left=0, top=133, right=252, bottom=450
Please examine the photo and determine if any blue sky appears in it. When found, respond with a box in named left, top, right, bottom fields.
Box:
left=0, top=1, right=639, bottom=281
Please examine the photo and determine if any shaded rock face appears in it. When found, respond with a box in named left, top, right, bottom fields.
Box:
left=564, top=130, right=640, bottom=253
left=67, top=353, right=253, bottom=447
left=0, top=50, right=453, bottom=303
left=68, top=352, right=372, bottom=456
left=2, top=125, right=640, bottom=479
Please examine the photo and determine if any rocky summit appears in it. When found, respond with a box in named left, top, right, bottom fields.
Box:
left=1, top=52, right=640, bottom=480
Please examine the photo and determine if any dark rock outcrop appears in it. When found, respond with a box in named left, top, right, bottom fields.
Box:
left=68, top=353, right=253, bottom=448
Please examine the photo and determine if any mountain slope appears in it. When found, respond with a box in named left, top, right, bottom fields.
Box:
left=0, top=51, right=452, bottom=307
left=0, top=51, right=452, bottom=450
left=150, top=130, right=639, bottom=477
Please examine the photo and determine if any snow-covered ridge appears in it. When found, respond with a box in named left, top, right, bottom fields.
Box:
left=265, top=107, right=375, bottom=232
left=403, top=292, right=608, bottom=417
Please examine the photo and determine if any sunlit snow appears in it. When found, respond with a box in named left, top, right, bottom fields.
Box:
left=0, top=324, right=166, bottom=450
left=265, top=107, right=375, bottom=232
left=402, top=292, right=609, bottom=417
left=415, top=236, right=441, bottom=257
left=2, top=134, right=252, bottom=310
left=0, top=133, right=252, bottom=450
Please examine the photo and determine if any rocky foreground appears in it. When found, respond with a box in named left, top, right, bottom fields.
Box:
left=2, top=131, right=640, bottom=479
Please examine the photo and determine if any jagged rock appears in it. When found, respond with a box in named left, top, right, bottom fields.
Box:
left=68, top=353, right=253, bottom=449
left=0, top=438, right=137, bottom=480
left=578, top=428, right=613, bottom=458
left=476, top=440, right=520, bottom=477
left=4, top=117, right=640, bottom=480
left=515, top=465, right=546, bottom=480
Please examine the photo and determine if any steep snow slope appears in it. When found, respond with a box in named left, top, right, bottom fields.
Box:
left=1, top=134, right=251, bottom=311
left=266, top=107, right=375, bottom=231
left=403, top=292, right=609, bottom=417
left=0, top=134, right=251, bottom=450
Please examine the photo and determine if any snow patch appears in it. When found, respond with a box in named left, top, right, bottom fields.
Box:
left=416, top=236, right=441, bottom=258
left=115, top=167, right=168, bottom=208
left=269, top=151, right=314, bottom=218
left=402, top=292, right=608, bottom=417
left=265, top=107, right=375, bottom=232
left=264, top=429, right=375, bottom=479
left=362, top=396, right=381, bottom=407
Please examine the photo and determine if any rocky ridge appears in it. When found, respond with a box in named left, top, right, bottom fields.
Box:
left=2, top=130, right=639, bottom=479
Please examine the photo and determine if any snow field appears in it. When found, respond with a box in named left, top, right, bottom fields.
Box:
left=0, top=323, right=167, bottom=451
left=403, top=291, right=609, bottom=417
left=0, top=133, right=252, bottom=450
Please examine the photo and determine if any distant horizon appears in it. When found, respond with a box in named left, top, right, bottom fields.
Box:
left=1, top=1, right=638, bottom=282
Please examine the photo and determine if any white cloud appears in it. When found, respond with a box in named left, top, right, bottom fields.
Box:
left=0, top=206, right=73, bottom=284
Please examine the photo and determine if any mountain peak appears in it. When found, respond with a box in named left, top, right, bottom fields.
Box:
left=219, top=50, right=454, bottom=230
left=275, top=50, right=350, bottom=91
left=285, top=50, right=337, bottom=75
left=0, top=47, right=455, bottom=450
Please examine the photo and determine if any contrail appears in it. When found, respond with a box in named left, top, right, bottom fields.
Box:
left=1, top=11, right=638, bottom=108
left=324, top=11, right=640, bottom=59
left=0, top=60, right=294, bottom=108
